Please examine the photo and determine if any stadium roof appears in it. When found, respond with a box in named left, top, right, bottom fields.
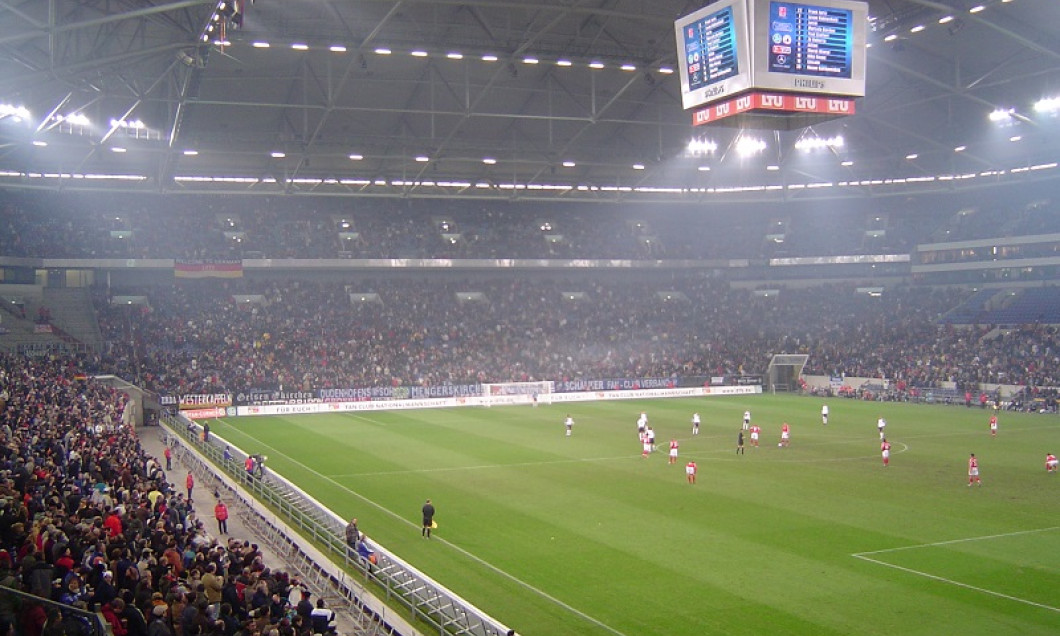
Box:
left=0, top=0, right=1057, bottom=202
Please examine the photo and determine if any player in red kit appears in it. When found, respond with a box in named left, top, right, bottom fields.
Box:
left=779, top=422, right=790, bottom=447
left=749, top=424, right=760, bottom=447
left=968, top=453, right=981, bottom=486
left=668, top=439, right=679, bottom=464
left=685, top=460, right=697, bottom=484
left=1046, top=453, right=1058, bottom=473
left=989, top=415, right=998, bottom=437
left=880, top=438, right=891, bottom=467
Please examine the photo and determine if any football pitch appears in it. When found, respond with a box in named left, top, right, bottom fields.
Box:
left=207, top=395, right=1060, bottom=636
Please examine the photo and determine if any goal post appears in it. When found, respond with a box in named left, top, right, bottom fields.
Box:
left=765, top=354, right=809, bottom=393
left=480, top=381, right=555, bottom=407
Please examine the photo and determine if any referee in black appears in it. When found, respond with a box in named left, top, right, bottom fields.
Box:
left=421, top=499, right=436, bottom=538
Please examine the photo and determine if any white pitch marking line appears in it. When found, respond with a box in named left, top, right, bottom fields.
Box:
left=854, top=526, right=1060, bottom=556
left=214, top=423, right=631, bottom=636
left=853, top=526, right=1060, bottom=614
left=852, top=555, right=1060, bottom=614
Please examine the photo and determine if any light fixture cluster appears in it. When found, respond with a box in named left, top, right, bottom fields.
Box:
left=243, top=39, right=673, bottom=75
left=795, top=135, right=844, bottom=152
left=0, top=103, right=31, bottom=121
left=877, top=0, right=1015, bottom=43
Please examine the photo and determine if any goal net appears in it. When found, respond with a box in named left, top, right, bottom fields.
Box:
left=480, top=381, right=555, bottom=407
left=765, top=354, right=809, bottom=393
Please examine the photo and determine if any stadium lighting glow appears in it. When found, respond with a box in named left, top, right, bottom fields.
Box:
left=884, top=34, right=898, bottom=42
left=633, top=164, right=645, bottom=170
left=556, top=59, right=572, bottom=67
left=938, top=15, right=954, bottom=24
left=59, top=113, right=90, bottom=126
left=481, top=54, right=498, bottom=62
left=766, top=165, right=780, bottom=171
left=562, top=160, right=576, bottom=167
left=697, top=166, right=711, bottom=172
left=482, top=158, right=496, bottom=165
left=251, top=41, right=270, bottom=48
left=446, top=52, right=463, bottom=59
left=32, top=140, right=47, bottom=147
left=735, top=137, right=767, bottom=157
left=291, top=43, right=308, bottom=50
left=411, top=50, right=428, bottom=57
left=348, top=154, right=363, bottom=160
left=1009, top=135, right=1022, bottom=142
left=522, top=57, right=539, bottom=64
left=183, top=149, right=198, bottom=156
left=588, top=61, right=604, bottom=69
left=954, top=145, right=967, bottom=152
left=989, top=108, right=1015, bottom=122
left=910, top=25, right=925, bottom=33
left=905, top=153, right=918, bottom=160
left=795, top=135, right=844, bottom=151
left=969, top=5, right=985, bottom=14
left=109, top=119, right=145, bottom=129
left=1034, top=97, right=1060, bottom=114
left=658, top=66, right=674, bottom=74
left=371, top=47, right=389, bottom=55
left=415, top=155, right=429, bottom=162
left=0, top=104, right=30, bottom=120
left=270, top=151, right=285, bottom=158
left=620, top=64, right=637, bottom=71
left=110, top=147, right=126, bottom=153
left=332, top=45, right=350, bottom=53
left=687, top=139, right=717, bottom=154
left=841, top=160, right=854, bottom=166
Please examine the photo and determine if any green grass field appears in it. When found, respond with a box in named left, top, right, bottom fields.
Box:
left=207, top=395, right=1060, bottom=636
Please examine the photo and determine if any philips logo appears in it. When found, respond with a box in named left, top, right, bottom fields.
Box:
left=795, top=79, right=825, bottom=90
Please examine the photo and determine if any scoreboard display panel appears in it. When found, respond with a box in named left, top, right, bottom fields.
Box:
left=675, top=0, right=866, bottom=110
left=766, top=1, right=854, bottom=78
left=750, top=0, right=867, bottom=96
left=675, top=0, right=753, bottom=110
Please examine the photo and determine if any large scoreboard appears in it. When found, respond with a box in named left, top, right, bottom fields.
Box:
left=676, top=0, right=867, bottom=111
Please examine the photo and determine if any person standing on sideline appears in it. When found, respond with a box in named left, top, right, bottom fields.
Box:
left=185, top=471, right=194, bottom=502
left=736, top=429, right=745, bottom=455
left=821, top=404, right=829, bottom=425
left=691, top=412, right=700, bottom=435
left=685, top=460, right=697, bottom=485
left=345, top=518, right=360, bottom=552
left=881, top=438, right=891, bottom=467
left=877, top=416, right=887, bottom=440
left=989, top=414, right=998, bottom=437
left=203, top=421, right=210, bottom=443
left=1046, top=453, right=1058, bottom=473
left=564, top=414, right=573, bottom=437
left=223, top=445, right=232, bottom=463
left=421, top=499, right=436, bottom=538
left=668, top=438, right=679, bottom=464
left=968, top=453, right=981, bottom=486
left=164, top=446, right=172, bottom=471
left=214, top=499, right=229, bottom=535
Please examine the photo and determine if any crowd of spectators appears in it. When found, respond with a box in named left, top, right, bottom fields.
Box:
left=4, top=189, right=1028, bottom=262
left=0, top=354, right=339, bottom=636
left=86, top=275, right=1060, bottom=396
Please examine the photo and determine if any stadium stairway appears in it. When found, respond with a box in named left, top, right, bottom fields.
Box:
left=41, top=287, right=104, bottom=351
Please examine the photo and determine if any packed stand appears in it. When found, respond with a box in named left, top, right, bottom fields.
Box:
left=89, top=276, right=1059, bottom=396
left=0, top=354, right=338, bottom=636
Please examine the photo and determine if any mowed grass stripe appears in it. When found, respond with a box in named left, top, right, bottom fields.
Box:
left=206, top=396, right=1060, bottom=635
